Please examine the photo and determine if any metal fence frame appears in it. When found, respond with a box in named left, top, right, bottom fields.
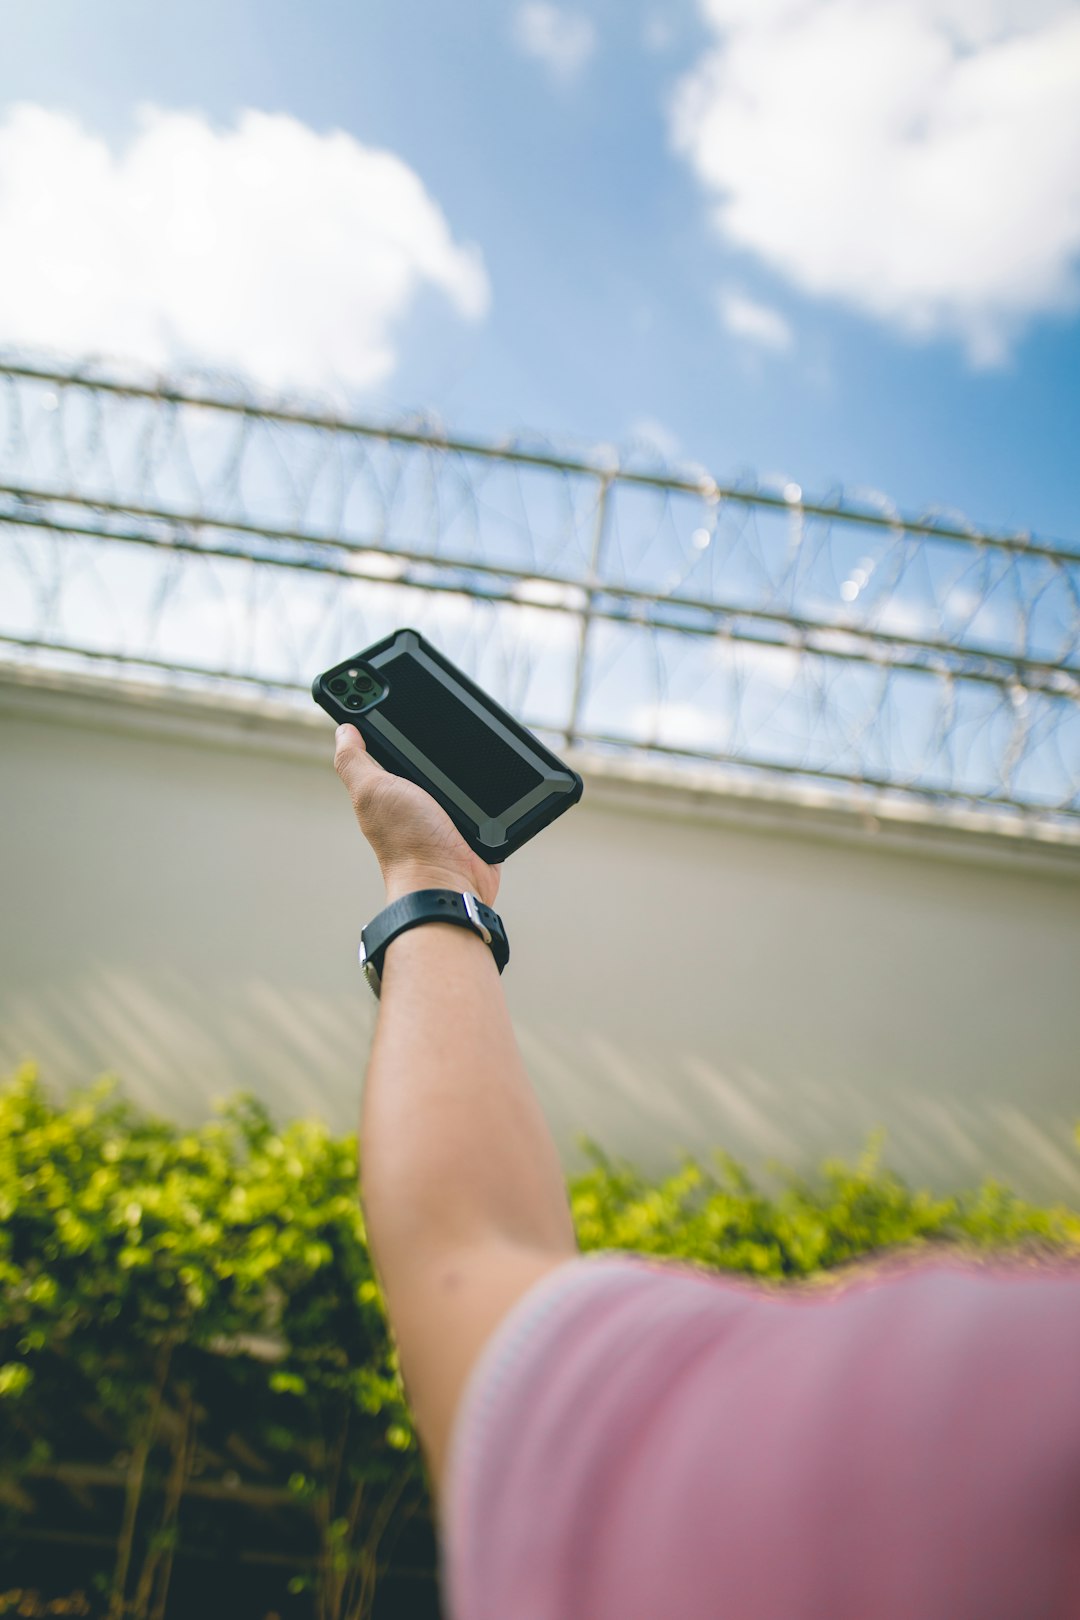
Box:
left=2, top=358, right=1078, bottom=834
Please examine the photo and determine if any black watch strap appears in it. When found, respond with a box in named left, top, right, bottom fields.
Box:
left=359, top=889, right=509, bottom=999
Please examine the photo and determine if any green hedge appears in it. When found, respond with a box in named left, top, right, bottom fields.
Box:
left=2, top=1061, right=1078, bottom=1619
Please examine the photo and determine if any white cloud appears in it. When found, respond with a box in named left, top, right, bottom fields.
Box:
left=717, top=289, right=793, bottom=350
left=514, top=3, right=597, bottom=83
left=671, top=0, right=1080, bottom=365
left=628, top=416, right=683, bottom=459
left=0, top=104, right=490, bottom=389
left=629, top=700, right=724, bottom=749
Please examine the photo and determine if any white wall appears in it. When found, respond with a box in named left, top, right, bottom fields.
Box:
left=2, top=659, right=1079, bottom=1208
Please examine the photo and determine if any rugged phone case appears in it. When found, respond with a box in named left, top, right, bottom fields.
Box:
left=311, top=626, right=584, bottom=863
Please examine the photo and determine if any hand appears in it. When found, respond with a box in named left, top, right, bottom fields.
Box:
left=333, top=724, right=503, bottom=910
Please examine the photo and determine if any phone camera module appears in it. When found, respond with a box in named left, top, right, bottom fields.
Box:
left=328, top=677, right=349, bottom=695
left=344, top=694, right=364, bottom=710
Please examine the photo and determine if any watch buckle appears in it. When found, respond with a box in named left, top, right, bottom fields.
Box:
left=358, top=939, right=382, bottom=999
left=462, top=891, right=492, bottom=945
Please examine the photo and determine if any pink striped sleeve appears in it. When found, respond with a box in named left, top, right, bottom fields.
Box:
left=440, top=1247, right=1080, bottom=1620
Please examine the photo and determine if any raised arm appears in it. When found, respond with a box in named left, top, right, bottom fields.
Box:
left=332, top=723, right=579, bottom=1504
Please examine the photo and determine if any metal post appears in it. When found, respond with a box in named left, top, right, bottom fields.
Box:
left=565, top=470, right=612, bottom=750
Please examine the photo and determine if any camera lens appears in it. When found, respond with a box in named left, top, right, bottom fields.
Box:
left=344, top=694, right=364, bottom=709
left=328, top=677, right=349, bottom=695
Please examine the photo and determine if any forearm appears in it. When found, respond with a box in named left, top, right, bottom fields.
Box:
left=359, top=866, right=579, bottom=1277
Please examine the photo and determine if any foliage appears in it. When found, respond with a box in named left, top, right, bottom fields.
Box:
left=568, top=1124, right=1080, bottom=1277
left=0, top=1063, right=418, bottom=1620
left=2, top=1062, right=1079, bottom=1617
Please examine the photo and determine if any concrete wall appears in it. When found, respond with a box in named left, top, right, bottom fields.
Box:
left=2, top=659, right=1078, bottom=1207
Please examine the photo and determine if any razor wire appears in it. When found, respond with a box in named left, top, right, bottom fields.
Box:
left=0, top=356, right=1078, bottom=834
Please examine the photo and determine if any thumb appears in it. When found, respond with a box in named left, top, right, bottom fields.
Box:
left=334, top=723, right=385, bottom=797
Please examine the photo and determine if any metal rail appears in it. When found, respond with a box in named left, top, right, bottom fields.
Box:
left=1, top=357, right=1078, bottom=830
left=3, top=360, right=1076, bottom=562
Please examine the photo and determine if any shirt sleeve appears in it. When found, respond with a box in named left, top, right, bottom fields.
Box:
left=440, top=1247, right=1080, bottom=1620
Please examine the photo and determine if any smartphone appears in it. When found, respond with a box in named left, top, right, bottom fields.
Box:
left=312, top=626, right=584, bottom=863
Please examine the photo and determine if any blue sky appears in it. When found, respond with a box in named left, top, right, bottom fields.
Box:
left=5, top=0, right=1080, bottom=542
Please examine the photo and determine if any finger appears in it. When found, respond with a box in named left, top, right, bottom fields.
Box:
left=334, top=723, right=384, bottom=798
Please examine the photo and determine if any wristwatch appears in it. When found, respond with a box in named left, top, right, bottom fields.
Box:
left=359, top=889, right=510, bottom=1000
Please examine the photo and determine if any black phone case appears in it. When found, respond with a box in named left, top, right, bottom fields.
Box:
left=311, top=627, right=584, bottom=863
